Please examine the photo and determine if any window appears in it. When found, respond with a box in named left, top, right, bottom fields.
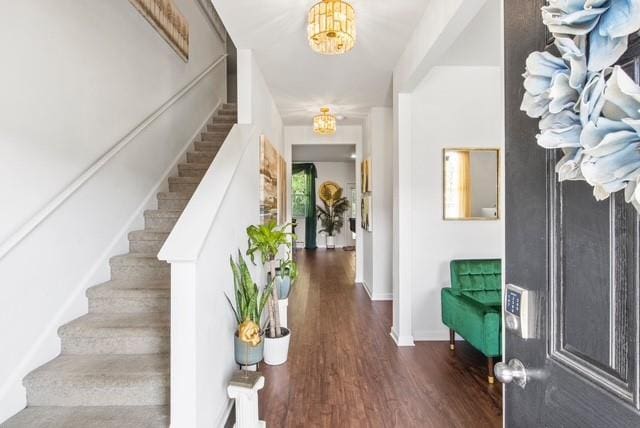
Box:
left=292, top=171, right=308, bottom=217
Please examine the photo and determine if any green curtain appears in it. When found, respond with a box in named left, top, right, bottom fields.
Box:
left=292, top=163, right=317, bottom=250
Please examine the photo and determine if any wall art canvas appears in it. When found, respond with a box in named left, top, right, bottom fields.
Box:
left=260, top=135, right=281, bottom=224
left=129, top=0, right=190, bottom=61
left=361, top=159, right=372, bottom=193
left=361, top=194, right=372, bottom=232
left=277, top=154, right=287, bottom=224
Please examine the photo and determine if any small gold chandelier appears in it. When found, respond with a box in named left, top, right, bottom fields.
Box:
left=313, top=108, right=337, bottom=135
left=307, top=0, right=356, bottom=55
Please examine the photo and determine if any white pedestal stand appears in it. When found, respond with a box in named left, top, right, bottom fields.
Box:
left=227, top=372, right=265, bottom=428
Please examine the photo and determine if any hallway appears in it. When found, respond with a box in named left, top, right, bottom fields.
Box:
left=259, top=250, right=502, bottom=427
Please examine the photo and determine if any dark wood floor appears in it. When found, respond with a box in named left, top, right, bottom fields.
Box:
left=259, top=250, right=502, bottom=427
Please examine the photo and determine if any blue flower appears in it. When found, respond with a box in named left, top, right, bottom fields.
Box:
left=542, top=0, right=640, bottom=71
left=521, top=37, right=587, bottom=119
left=579, top=67, right=640, bottom=203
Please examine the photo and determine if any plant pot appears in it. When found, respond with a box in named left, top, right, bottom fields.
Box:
left=234, top=333, right=264, bottom=366
left=278, top=298, right=288, bottom=328
left=263, top=327, right=291, bottom=366
left=326, top=235, right=336, bottom=249
left=275, top=274, right=292, bottom=299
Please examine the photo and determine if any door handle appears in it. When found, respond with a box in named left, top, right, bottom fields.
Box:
left=494, top=358, right=527, bottom=388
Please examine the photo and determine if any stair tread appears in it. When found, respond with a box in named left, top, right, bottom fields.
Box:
left=1, top=405, right=169, bottom=428
left=110, top=253, right=168, bottom=265
left=144, top=210, right=182, bottom=218
left=89, top=279, right=170, bottom=292
left=59, top=312, right=169, bottom=338
left=129, top=230, right=170, bottom=239
left=25, top=354, right=169, bottom=382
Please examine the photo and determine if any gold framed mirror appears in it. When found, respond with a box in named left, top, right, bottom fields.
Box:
left=443, top=148, right=500, bottom=221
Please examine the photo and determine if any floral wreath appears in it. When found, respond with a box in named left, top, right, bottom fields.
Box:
left=521, top=1, right=640, bottom=212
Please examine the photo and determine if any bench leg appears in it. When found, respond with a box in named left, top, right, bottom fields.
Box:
left=487, top=356, right=495, bottom=384
left=449, top=329, right=455, bottom=351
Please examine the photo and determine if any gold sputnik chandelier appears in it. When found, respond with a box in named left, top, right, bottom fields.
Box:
left=307, top=0, right=356, bottom=55
left=313, top=107, right=337, bottom=135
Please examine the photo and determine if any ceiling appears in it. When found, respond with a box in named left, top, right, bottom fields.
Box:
left=213, top=0, right=431, bottom=124
left=292, top=144, right=355, bottom=163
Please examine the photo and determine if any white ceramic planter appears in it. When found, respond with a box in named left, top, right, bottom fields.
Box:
left=278, top=298, right=288, bottom=328
left=263, top=328, right=291, bottom=366
left=326, top=235, right=335, bottom=249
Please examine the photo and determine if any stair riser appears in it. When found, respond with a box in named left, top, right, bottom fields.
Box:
left=200, top=132, right=227, bottom=143
left=207, top=124, right=233, bottom=132
left=25, top=382, right=169, bottom=406
left=194, top=142, right=222, bottom=152
left=61, top=336, right=169, bottom=355
left=89, top=296, right=170, bottom=314
left=144, top=215, right=180, bottom=232
left=178, top=165, right=207, bottom=178
left=187, top=152, right=215, bottom=164
left=169, top=181, right=199, bottom=193
left=129, top=238, right=166, bottom=255
left=157, top=197, right=189, bottom=211
left=214, top=117, right=236, bottom=124
left=111, top=265, right=170, bottom=281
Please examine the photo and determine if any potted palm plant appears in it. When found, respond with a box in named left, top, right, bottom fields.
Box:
left=317, top=185, right=350, bottom=249
left=226, top=251, right=272, bottom=367
left=246, top=221, right=294, bottom=365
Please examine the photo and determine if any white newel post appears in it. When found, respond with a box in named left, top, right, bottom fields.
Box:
left=169, top=262, right=198, bottom=426
left=227, top=374, right=266, bottom=428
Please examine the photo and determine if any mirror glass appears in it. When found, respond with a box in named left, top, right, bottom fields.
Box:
left=443, top=149, right=499, bottom=220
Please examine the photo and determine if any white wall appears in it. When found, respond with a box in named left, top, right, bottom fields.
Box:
left=362, top=107, right=394, bottom=301
left=410, top=66, right=504, bottom=340
left=0, top=0, right=227, bottom=422
left=284, top=125, right=364, bottom=281
left=237, top=49, right=283, bottom=152
left=391, top=0, right=502, bottom=346
left=294, top=161, right=356, bottom=249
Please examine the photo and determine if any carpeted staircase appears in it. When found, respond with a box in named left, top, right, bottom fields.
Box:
left=2, top=104, right=237, bottom=428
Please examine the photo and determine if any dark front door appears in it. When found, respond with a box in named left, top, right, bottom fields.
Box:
left=504, top=1, right=640, bottom=426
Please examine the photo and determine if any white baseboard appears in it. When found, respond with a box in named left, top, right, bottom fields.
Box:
left=0, top=102, right=222, bottom=424
left=412, top=329, right=465, bottom=341
left=217, top=398, right=234, bottom=428
left=389, top=326, right=415, bottom=347
left=359, top=281, right=392, bottom=301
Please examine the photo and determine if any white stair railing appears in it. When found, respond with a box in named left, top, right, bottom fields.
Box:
left=158, top=124, right=262, bottom=428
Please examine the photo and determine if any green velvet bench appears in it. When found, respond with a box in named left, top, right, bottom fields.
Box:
left=441, top=259, right=502, bottom=383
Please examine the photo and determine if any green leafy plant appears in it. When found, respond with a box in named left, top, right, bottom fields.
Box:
left=317, top=197, right=350, bottom=237
left=278, top=257, right=298, bottom=283
left=246, top=221, right=294, bottom=338
left=226, top=251, right=273, bottom=328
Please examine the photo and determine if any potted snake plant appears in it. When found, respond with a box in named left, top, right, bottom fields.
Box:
left=226, top=251, right=272, bottom=367
left=246, top=221, right=294, bottom=365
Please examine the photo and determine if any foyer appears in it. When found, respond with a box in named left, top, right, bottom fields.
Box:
left=259, top=250, right=502, bottom=427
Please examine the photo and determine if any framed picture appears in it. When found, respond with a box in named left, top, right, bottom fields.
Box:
left=361, top=194, right=372, bottom=232
left=260, top=136, right=279, bottom=224
left=361, top=158, right=372, bottom=193
left=277, top=154, right=287, bottom=224
left=129, top=0, right=190, bottom=61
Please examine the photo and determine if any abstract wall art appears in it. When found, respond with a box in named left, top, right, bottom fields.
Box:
left=129, top=0, right=190, bottom=61
left=260, top=135, right=279, bottom=224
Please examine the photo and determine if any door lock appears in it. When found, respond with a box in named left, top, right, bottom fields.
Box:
left=495, top=358, right=527, bottom=388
